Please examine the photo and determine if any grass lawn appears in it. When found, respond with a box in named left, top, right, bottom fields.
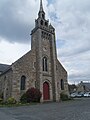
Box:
left=0, top=102, right=39, bottom=107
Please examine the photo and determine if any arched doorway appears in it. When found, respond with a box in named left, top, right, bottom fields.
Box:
left=43, top=82, right=50, bottom=100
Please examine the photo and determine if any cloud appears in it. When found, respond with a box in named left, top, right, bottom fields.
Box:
left=57, top=50, right=90, bottom=84
left=69, top=68, right=90, bottom=84
left=48, top=0, right=90, bottom=83
left=57, top=39, right=90, bottom=57
left=0, top=38, right=30, bottom=64
left=0, top=0, right=48, bottom=43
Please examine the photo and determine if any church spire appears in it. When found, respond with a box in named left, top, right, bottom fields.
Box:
left=40, top=0, right=43, bottom=12
left=38, top=0, right=45, bottom=19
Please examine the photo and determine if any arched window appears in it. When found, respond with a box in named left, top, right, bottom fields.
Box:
left=45, top=22, right=48, bottom=27
left=42, top=14, right=45, bottom=19
left=61, top=79, right=64, bottom=90
left=41, top=20, right=43, bottom=25
left=4, top=76, right=6, bottom=81
left=42, top=57, right=48, bottom=71
left=20, top=76, right=26, bottom=90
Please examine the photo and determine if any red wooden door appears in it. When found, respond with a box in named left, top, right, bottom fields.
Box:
left=43, top=82, right=50, bottom=100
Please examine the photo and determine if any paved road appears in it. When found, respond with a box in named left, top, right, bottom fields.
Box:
left=0, top=98, right=90, bottom=120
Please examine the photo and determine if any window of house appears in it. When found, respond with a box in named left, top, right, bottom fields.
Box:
left=4, top=76, right=6, bottom=80
left=42, top=57, right=48, bottom=71
left=42, top=14, right=45, bottom=19
left=33, top=62, right=36, bottom=69
left=35, top=81, right=37, bottom=88
left=61, top=79, right=64, bottom=90
left=20, top=76, right=26, bottom=90
left=41, top=20, right=43, bottom=25
left=45, top=22, right=48, bottom=27
left=56, top=65, right=58, bottom=70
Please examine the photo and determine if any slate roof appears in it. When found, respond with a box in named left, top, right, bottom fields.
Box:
left=0, top=64, right=10, bottom=73
left=82, top=82, right=90, bottom=90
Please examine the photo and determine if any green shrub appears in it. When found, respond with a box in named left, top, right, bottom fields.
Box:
left=7, top=97, right=16, bottom=104
left=60, top=93, right=69, bottom=101
left=20, top=93, right=28, bottom=103
left=0, top=93, right=3, bottom=99
left=0, top=98, right=3, bottom=104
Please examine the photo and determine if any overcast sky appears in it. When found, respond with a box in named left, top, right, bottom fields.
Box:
left=0, top=0, right=90, bottom=84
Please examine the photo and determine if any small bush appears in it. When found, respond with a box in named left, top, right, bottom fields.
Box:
left=60, top=93, right=69, bottom=101
left=0, top=98, right=3, bottom=104
left=20, top=93, right=27, bottom=103
left=0, top=93, right=3, bottom=99
left=7, top=97, right=16, bottom=104
left=26, top=87, right=42, bottom=103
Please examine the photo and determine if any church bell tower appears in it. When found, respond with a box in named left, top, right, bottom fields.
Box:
left=31, top=0, right=59, bottom=102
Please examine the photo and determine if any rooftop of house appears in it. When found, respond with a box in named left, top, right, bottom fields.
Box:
left=78, top=81, right=90, bottom=91
left=82, top=82, right=90, bottom=88
left=0, top=64, right=10, bottom=73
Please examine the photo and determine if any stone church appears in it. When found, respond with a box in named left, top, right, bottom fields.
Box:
left=0, top=0, right=69, bottom=102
